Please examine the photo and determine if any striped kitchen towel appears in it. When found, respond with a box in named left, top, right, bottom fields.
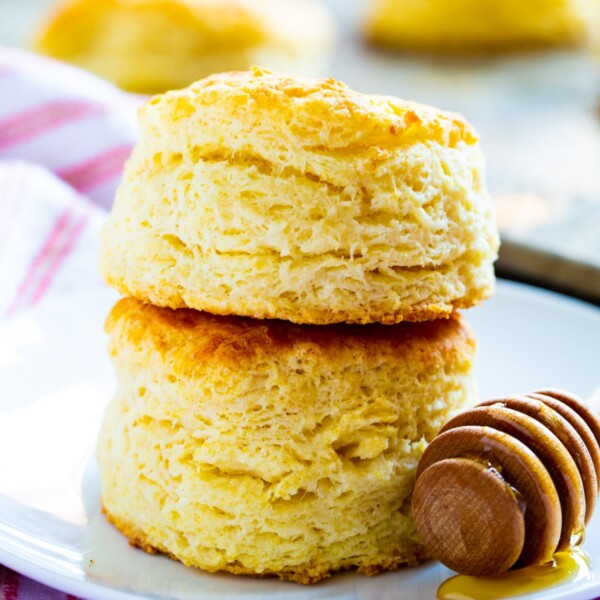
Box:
left=0, top=46, right=138, bottom=318
left=0, top=47, right=137, bottom=209
left=0, top=47, right=138, bottom=599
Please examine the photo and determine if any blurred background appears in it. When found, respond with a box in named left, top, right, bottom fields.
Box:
left=1, top=0, right=600, bottom=299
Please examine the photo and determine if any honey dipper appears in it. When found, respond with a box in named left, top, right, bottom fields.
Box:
left=412, top=389, right=600, bottom=576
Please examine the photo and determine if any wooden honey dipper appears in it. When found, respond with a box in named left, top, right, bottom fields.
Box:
left=412, top=389, right=600, bottom=576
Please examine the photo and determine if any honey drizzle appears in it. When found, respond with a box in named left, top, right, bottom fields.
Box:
left=464, top=454, right=528, bottom=516
left=437, top=547, right=591, bottom=600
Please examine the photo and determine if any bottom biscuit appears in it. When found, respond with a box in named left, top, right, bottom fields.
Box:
left=98, top=298, right=477, bottom=582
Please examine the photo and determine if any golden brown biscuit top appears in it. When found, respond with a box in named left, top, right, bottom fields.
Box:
left=106, top=297, right=475, bottom=373
left=144, top=67, right=478, bottom=150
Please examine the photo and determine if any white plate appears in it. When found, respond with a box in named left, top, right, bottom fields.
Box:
left=1, top=280, right=600, bottom=600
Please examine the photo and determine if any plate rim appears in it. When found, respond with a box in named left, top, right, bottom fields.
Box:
left=1, top=279, right=600, bottom=600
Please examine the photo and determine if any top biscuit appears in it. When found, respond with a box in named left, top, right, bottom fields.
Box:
left=34, top=0, right=336, bottom=93
left=99, top=67, right=499, bottom=325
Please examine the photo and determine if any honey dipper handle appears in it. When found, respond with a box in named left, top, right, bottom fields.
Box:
left=412, top=457, right=525, bottom=576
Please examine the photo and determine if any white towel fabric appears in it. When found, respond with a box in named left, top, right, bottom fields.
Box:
left=0, top=47, right=139, bottom=599
left=0, top=47, right=138, bottom=319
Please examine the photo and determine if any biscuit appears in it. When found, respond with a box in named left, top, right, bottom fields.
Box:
left=34, top=0, right=336, bottom=93
left=99, top=68, right=499, bottom=325
left=365, top=0, right=592, bottom=52
left=97, top=297, right=477, bottom=583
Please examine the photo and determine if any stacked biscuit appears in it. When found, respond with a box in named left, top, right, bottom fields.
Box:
left=97, top=67, right=499, bottom=583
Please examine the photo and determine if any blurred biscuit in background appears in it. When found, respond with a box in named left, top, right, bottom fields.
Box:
left=365, top=0, right=595, bottom=52
left=34, top=0, right=336, bottom=94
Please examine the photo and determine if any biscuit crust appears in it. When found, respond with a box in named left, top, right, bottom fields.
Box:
left=99, top=68, right=499, bottom=324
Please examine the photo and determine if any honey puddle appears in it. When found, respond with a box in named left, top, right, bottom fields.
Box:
left=437, top=547, right=591, bottom=600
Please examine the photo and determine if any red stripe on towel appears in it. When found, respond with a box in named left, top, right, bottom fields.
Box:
left=57, top=144, right=132, bottom=192
left=0, top=100, right=106, bottom=150
left=1, top=569, right=20, bottom=600
left=4, top=203, right=76, bottom=316
left=30, top=204, right=92, bottom=304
